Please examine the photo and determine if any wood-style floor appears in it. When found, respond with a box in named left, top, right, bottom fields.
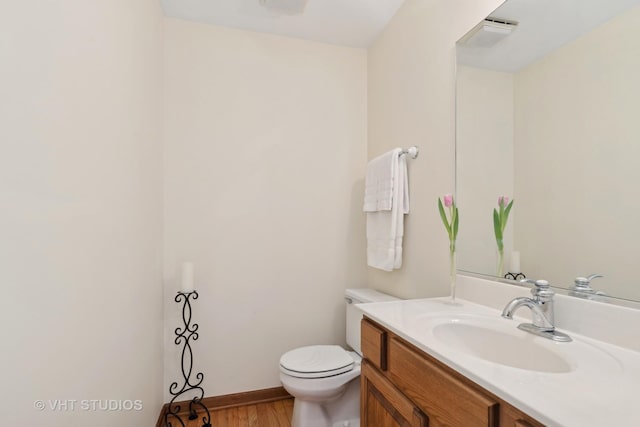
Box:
left=185, top=398, right=294, bottom=427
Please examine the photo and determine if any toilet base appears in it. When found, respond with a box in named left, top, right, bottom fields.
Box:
left=290, top=376, right=360, bottom=427
left=331, top=417, right=360, bottom=427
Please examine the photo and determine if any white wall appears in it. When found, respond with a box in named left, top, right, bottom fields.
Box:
left=456, top=66, right=514, bottom=276
left=163, top=19, right=368, bottom=397
left=514, top=6, right=640, bottom=300
left=0, top=1, right=164, bottom=426
left=366, top=0, right=506, bottom=298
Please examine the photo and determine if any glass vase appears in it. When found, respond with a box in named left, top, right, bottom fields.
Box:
left=449, top=249, right=457, bottom=301
left=496, top=249, right=504, bottom=278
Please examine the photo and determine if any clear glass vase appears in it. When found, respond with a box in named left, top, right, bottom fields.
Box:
left=449, top=249, right=457, bottom=301
left=496, top=249, right=504, bottom=278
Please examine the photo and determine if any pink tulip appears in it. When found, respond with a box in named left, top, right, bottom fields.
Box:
left=498, top=196, right=509, bottom=207
left=444, top=194, right=453, bottom=207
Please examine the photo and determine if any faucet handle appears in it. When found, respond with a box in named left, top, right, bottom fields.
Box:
left=520, top=279, right=550, bottom=289
left=520, top=279, right=554, bottom=300
left=571, top=274, right=605, bottom=297
left=574, top=274, right=603, bottom=287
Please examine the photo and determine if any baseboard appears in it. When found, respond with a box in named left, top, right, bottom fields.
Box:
left=200, top=386, right=291, bottom=411
left=156, top=386, right=291, bottom=421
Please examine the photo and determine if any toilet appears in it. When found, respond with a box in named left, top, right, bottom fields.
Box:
left=279, top=288, right=398, bottom=427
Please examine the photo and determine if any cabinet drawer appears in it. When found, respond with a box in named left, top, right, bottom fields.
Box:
left=362, top=319, right=387, bottom=371
left=388, top=337, right=499, bottom=427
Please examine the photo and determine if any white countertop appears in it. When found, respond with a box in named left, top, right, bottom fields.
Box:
left=358, top=297, right=640, bottom=427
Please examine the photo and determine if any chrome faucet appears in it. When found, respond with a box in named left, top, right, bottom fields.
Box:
left=501, top=279, right=571, bottom=342
left=569, top=274, right=606, bottom=299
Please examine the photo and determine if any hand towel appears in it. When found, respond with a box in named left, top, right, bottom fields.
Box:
left=363, top=149, right=401, bottom=212
left=365, top=149, right=410, bottom=271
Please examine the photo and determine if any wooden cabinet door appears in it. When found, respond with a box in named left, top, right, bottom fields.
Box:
left=361, top=360, right=428, bottom=427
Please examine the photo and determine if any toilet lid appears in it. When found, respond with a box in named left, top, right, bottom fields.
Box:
left=280, top=345, right=355, bottom=379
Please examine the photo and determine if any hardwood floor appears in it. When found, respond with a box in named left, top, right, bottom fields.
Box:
left=185, top=398, right=294, bottom=427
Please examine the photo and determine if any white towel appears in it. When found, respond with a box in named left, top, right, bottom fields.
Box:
left=365, top=149, right=410, bottom=271
left=363, top=149, right=398, bottom=212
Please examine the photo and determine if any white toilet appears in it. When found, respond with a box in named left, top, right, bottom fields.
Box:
left=279, top=288, right=398, bottom=427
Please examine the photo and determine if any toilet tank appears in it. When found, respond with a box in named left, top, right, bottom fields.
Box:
left=345, top=288, right=399, bottom=355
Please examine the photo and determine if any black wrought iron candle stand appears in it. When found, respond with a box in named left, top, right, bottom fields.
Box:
left=165, top=291, right=212, bottom=427
left=504, top=272, right=526, bottom=281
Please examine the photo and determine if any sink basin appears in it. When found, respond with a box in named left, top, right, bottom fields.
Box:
left=394, top=302, right=624, bottom=376
left=432, top=321, right=572, bottom=373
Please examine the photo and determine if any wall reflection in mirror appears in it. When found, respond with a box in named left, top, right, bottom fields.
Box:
left=455, top=0, right=640, bottom=302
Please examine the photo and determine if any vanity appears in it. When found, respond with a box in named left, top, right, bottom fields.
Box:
left=357, top=277, right=640, bottom=427
left=360, top=316, right=542, bottom=427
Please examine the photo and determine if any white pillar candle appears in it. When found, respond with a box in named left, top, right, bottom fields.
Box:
left=181, top=262, right=195, bottom=293
left=510, top=251, right=521, bottom=273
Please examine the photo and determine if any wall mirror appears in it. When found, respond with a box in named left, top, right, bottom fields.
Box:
left=455, top=0, right=640, bottom=303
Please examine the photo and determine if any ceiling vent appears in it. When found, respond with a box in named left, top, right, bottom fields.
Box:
left=259, top=0, right=309, bottom=15
left=459, top=17, right=518, bottom=48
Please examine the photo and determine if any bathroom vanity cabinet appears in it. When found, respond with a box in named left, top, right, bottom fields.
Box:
left=360, top=318, right=544, bottom=427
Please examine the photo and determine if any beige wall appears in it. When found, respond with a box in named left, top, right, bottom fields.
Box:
left=366, top=0, right=505, bottom=298
left=163, top=19, right=368, bottom=397
left=1, top=0, right=561, bottom=415
left=456, top=66, right=514, bottom=276
left=514, top=6, right=640, bottom=300
left=0, top=0, right=164, bottom=425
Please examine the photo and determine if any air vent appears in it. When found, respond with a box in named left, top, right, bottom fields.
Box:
left=484, top=17, right=518, bottom=27
left=459, top=16, right=518, bottom=48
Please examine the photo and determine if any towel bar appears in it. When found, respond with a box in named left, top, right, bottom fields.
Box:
left=401, top=146, right=419, bottom=159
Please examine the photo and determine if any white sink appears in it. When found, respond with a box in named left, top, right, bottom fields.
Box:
left=433, top=321, right=571, bottom=373
left=408, top=312, right=621, bottom=375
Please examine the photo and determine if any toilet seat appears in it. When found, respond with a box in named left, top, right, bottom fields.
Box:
left=280, top=345, right=355, bottom=379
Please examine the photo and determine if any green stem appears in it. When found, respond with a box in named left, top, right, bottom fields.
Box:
left=497, top=249, right=504, bottom=277
left=448, top=205, right=454, bottom=241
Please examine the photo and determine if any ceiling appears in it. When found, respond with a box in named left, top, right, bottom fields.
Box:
left=160, top=0, right=406, bottom=48
left=457, top=0, right=640, bottom=72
